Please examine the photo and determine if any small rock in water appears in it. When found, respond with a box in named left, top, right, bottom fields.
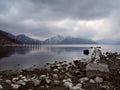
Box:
left=94, top=77, right=103, bottom=83
left=0, top=84, right=3, bottom=89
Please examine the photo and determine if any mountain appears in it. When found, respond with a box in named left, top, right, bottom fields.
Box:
left=0, top=30, right=22, bottom=45
left=0, top=30, right=41, bottom=45
left=43, top=35, right=65, bottom=44
left=16, top=34, right=41, bottom=44
left=97, top=39, right=120, bottom=44
left=43, top=35, right=97, bottom=44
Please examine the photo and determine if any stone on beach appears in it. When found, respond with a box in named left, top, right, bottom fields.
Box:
left=11, top=84, right=21, bottom=89
left=94, top=77, right=103, bottom=83
left=5, top=79, right=12, bottom=84
left=0, top=84, right=3, bottom=89
left=79, top=77, right=89, bottom=83
left=86, top=63, right=109, bottom=78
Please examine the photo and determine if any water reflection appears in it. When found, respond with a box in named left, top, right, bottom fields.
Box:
left=0, top=45, right=90, bottom=70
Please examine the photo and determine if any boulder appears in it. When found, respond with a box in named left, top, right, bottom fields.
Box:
left=86, top=63, right=109, bottom=79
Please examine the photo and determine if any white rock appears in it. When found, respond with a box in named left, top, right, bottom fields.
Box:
left=32, top=79, right=40, bottom=86
left=67, top=78, right=72, bottom=83
left=64, top=82, right=73, bottom=89
left=79, top=77, right=89, bottom=83
left=17, top=80, right=26, bottom=86
left=72, top=86, right=81, bottom=90
left=0, top=84, right=3, bottom=89
left=62, top=79, right=67, bottom=83
left=12, top=77, right=19, bottom=82
left=28, top=89, right=33, bottom=90
left=53, top=69, right=59, bottom=72
left=23, top=78, right=29, bottom=82
left=53, top=80, right=60, bottom=85
left=45, top=79, right=51, bottom=84
left=5, top=80, right=11, bottom=84
left=21, top=76, right=26, bottom=80
left=40, top=75, right=46, bottom=80
left=53, top=74, right=58, bottom=79
left=89, top=79, right=95, bottom=83
left=19, top=75, right=23, bottom=78
left=94, top=77, right=103, bottom=83
left=76, top=83, right=82, bottom=88
left=58, top=66, right=63, bottom=70
left=11, top=84, right=21, bottom=89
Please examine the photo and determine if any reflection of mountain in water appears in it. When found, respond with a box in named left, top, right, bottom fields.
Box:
left=46, top=47, right=89, bottom=54
left=0, top=46, right=31, bottom=59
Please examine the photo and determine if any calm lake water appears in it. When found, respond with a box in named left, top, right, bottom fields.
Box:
left=0, top=44, right=120, bottom=71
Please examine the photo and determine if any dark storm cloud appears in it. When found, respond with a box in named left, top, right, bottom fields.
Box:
left=0, top=0, right=120, bottom=40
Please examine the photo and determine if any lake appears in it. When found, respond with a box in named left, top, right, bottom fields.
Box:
left=0, top=44, right=120, bottom=71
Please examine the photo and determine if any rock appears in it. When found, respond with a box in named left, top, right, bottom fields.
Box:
left=53, top=69, right=59, bottom=72
left=72, top=86, right=81, bottom=90
left=94, top=77, right=103, bottom=83
left=83, top=50, right=89, bottom=55
left=12, top=77, right=19, bottom=82
left=40, top=75, right=47, bottom=80
left=86, top=63, right=109, bottom=78
left=86, top=63, right=109, bottom=72
left=32, top=79, right=40, bottom=86
left=0, top=84, right=3, bottom=89
left=11, top=84, right=21, bottom=89
left=5, top=80, right=11, bottom=84
left=17, top=80, right=26, bottom=85
left=76, top=83, right=82, bottom=88
left=64, top=81, right=73, bottom=89
left=53, top=80, right=60, bottom=85
left=53, top=74, right=58, bottom=79
left=89, top=79, right=95, bottom=83
left=79, top=77, right=89, bottom=83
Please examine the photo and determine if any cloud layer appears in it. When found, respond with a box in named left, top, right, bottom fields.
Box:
left=0, top=0, right=120, bottom=40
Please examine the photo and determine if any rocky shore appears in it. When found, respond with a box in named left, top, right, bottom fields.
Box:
left=0, top=48, right=120, bottom=90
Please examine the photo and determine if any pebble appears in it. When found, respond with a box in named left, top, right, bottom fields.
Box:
left=53, top=80, right=60, bottom=85
left=53, top=74, right=58, bottom=79
left=94, top=77, right=103, bottom=83
left=32, top=79, right=40, bottom=86
left=17, top=80, right=26, bottom=86
left=64, top=81, right=73, bottom=89
left=0, top=84, right=3, bottom=89
left=12, top=77, right=19, bottom=82
left=5, top=79, right=11, bottom=84
left=40, top=75, right=46, bottom=80
left=89, top=79, right=95, bottom=83
left=11, top=84, right=21, bottom=89
left=53, top=69, right=59, bottom=72
left=79, top=77, right=89, bottom=83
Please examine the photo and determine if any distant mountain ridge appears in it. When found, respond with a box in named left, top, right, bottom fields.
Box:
left=0, top=30, right=41, bottom=45
left=2, top=30, right=119, bottom=45
left=43, top=35, right=97, bottom=44
left=0, top=30, right=22, bottom=44
left=16, top=34, right=41, bottom=44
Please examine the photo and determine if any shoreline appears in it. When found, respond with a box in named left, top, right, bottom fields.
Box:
left=0, top=51, right=120, bottom=90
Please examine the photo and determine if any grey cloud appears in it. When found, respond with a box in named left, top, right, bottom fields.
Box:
left=0, top=0, right=120, bottom=40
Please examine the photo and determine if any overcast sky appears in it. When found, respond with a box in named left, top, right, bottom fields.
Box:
left=0, top=0, right=120, bottom=41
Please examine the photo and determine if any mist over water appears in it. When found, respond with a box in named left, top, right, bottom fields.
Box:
left=0, top=44, right=120, bottom=71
